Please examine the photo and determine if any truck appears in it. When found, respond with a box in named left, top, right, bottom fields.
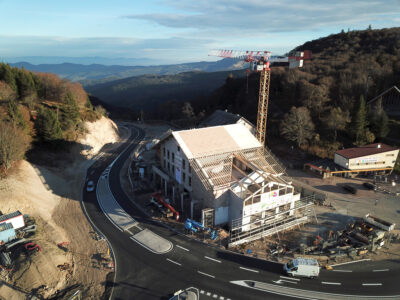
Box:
left=283, top=258, right=319, bottom=278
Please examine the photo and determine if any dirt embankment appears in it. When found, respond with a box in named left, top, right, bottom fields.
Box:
left=0, top=117, right=121, bottom=300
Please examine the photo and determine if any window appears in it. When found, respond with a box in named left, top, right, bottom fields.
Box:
left=177, top=146, right=181, bottom=152
left=164, top=160, right=166, bottom=168
left=172, top=152, right=175, bottom=163
left=168, top=162, right=170, bottom=172
left=189, top=176, right=192, bottom=186
left=188, top=165, right=191, bottom=174
left=386, top=153, right=395, bottom=157
left=163, top=147, right=166, bottom=157
left=183, top=172, right=186, bottom=183
left=182, top=159, right=186, bottom=169
left=167, top=150, right=170, bottom=160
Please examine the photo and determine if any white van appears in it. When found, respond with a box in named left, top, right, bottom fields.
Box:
left=283, top=258, right=320, bottom=278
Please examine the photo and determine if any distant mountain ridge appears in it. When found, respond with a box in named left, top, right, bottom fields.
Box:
left=9, top=59, right=248, bottom=84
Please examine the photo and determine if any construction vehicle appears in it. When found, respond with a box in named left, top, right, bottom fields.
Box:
left=209, top=49, right=311, bottom=145
left=151, top=192, right=180, bottom=221
left=184, top=218, right=218, bottom=240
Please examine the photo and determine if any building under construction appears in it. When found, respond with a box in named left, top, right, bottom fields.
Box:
left=152, top=123, right=314, bottom=246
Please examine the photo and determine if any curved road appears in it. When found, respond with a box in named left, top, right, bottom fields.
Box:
left=82, top=124, right=400, bottom=300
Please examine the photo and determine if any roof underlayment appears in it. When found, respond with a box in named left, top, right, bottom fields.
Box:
left=172, top=124, right=261, bottom=159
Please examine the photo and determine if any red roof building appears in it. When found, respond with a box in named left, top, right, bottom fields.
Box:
left=334, top=143, right=399, bottom=170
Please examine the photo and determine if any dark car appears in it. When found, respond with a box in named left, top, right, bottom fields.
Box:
left=363, top=182, right=377, bottom=191
left=343, top=184, right=357, bottom=194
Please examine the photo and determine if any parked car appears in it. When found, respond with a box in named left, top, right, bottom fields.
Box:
left=363, top=182, right=377, bottom=191
left=343, top=184, right=357, bottom=194
left=86, top=181, right=95, bottom=192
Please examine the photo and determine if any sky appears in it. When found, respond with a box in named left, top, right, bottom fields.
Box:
left=0, top=0, right=399, bottom=65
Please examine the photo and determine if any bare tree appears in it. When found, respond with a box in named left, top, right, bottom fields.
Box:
left=280, top=106, right=315, bottom=147
left=0, top=121, right=31, bottom=171
left=325, top=107, right=351, bottom=142
left=182, top=102, right=195, bottom=119
left=0, top=81, right=16, bottom=102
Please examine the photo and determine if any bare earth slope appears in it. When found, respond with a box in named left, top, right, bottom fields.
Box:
left=0, top=116, right=120, bottom=299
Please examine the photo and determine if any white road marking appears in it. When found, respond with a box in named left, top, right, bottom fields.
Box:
left=205, top=256, right=222, bottom=263
left=322, top=282, right=342, bottom=285
left=176, top=245, right=190, bottom=251
left=332, top=269, right=353, bottom=272
left=363, top=283, right=382, bottom=286
left=219, top=297, right=225, bottom=300
left=239, top=266, right=259, bottom=273
left=273, top=279, right=297, bottom=285
left=166, top=258, right=181, bottom=266
left=213, top=294, right=218, bottom=298
left=198, top=271, right=215, bottom=278
left=330, top=258, right=371, bottom=267
left=373, top=269, right=389, bottom=272
left=200, top=290, right=205, bottom=294
left=280, top=276, right=300, bottom=281
left=206, top=292, right=211, bottom=296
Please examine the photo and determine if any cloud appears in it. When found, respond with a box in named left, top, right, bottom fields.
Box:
left=125, top=0, right=400, bottom=33
left=0, top=35, right=214, bottom=64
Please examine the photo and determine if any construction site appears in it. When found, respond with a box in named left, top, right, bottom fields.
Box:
left=122, top=49, right=400, bottom=266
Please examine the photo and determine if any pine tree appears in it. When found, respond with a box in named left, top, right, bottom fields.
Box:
left=15, top=69, right=35, bottom=98
left=350, top=95, right=368, bottom=145
left=35, top=106, right=63, bottom=142
left=7, top=98, right=26, bottom=130
left=0, top=63, right=17, bottom=92
left=370, top=98, right=389, bottom=140
left=60, top=92, right=80, bottom=131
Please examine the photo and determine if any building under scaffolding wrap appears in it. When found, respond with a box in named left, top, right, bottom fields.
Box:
left=153, top=123, right=315, bottom=246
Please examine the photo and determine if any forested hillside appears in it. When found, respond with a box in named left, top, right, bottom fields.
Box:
left=0, top=63, right=106, bottom=173
left=191, top=27, right=400, bottom=157
left=86, top=69, right=248, bottom=118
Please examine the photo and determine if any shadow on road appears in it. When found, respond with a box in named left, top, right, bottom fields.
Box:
left=216, top=251, right=284, bottom=274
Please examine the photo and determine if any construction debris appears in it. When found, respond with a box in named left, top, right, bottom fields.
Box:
left=294, top=215, right=393, bottom=258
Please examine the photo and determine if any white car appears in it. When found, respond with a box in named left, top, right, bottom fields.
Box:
left=86, top=181, right=95, bottom=192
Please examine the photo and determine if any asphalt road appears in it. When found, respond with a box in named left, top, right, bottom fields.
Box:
left=82, top=124, right=400, bottom=300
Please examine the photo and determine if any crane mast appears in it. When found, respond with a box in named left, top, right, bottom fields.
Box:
left=209, top=49, right=311, bottom=145
left=256, top=64, right=270, bottom=145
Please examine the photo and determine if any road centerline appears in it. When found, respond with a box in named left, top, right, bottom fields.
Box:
left=322, top=281, right=342, bottom=285
left=176, top=245, right=190, bottom=251
left=362, top=283, right=382, bottom=286
left=198, top=270, right=216, bottom=278
left=166, top=258, right=181, bottom=266
left=373, top=269, right=389, bottom=272
left=205, top=256, right=222, bottom=263
left=239, top=266, right=260, bottom=273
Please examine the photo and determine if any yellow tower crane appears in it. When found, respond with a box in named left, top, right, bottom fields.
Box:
left=209, top=50, right=311, bottom=145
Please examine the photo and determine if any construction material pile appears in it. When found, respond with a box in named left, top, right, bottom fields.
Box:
left=299, top=214, right=396, bottom=259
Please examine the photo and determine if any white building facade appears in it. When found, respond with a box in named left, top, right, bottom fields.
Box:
left=154, top=124, right=303, bottom=230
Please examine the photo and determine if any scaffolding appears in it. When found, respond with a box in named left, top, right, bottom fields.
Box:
left=190, top=146, right=287, bottom=193
left=229, top=196, right=316, bottom=247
